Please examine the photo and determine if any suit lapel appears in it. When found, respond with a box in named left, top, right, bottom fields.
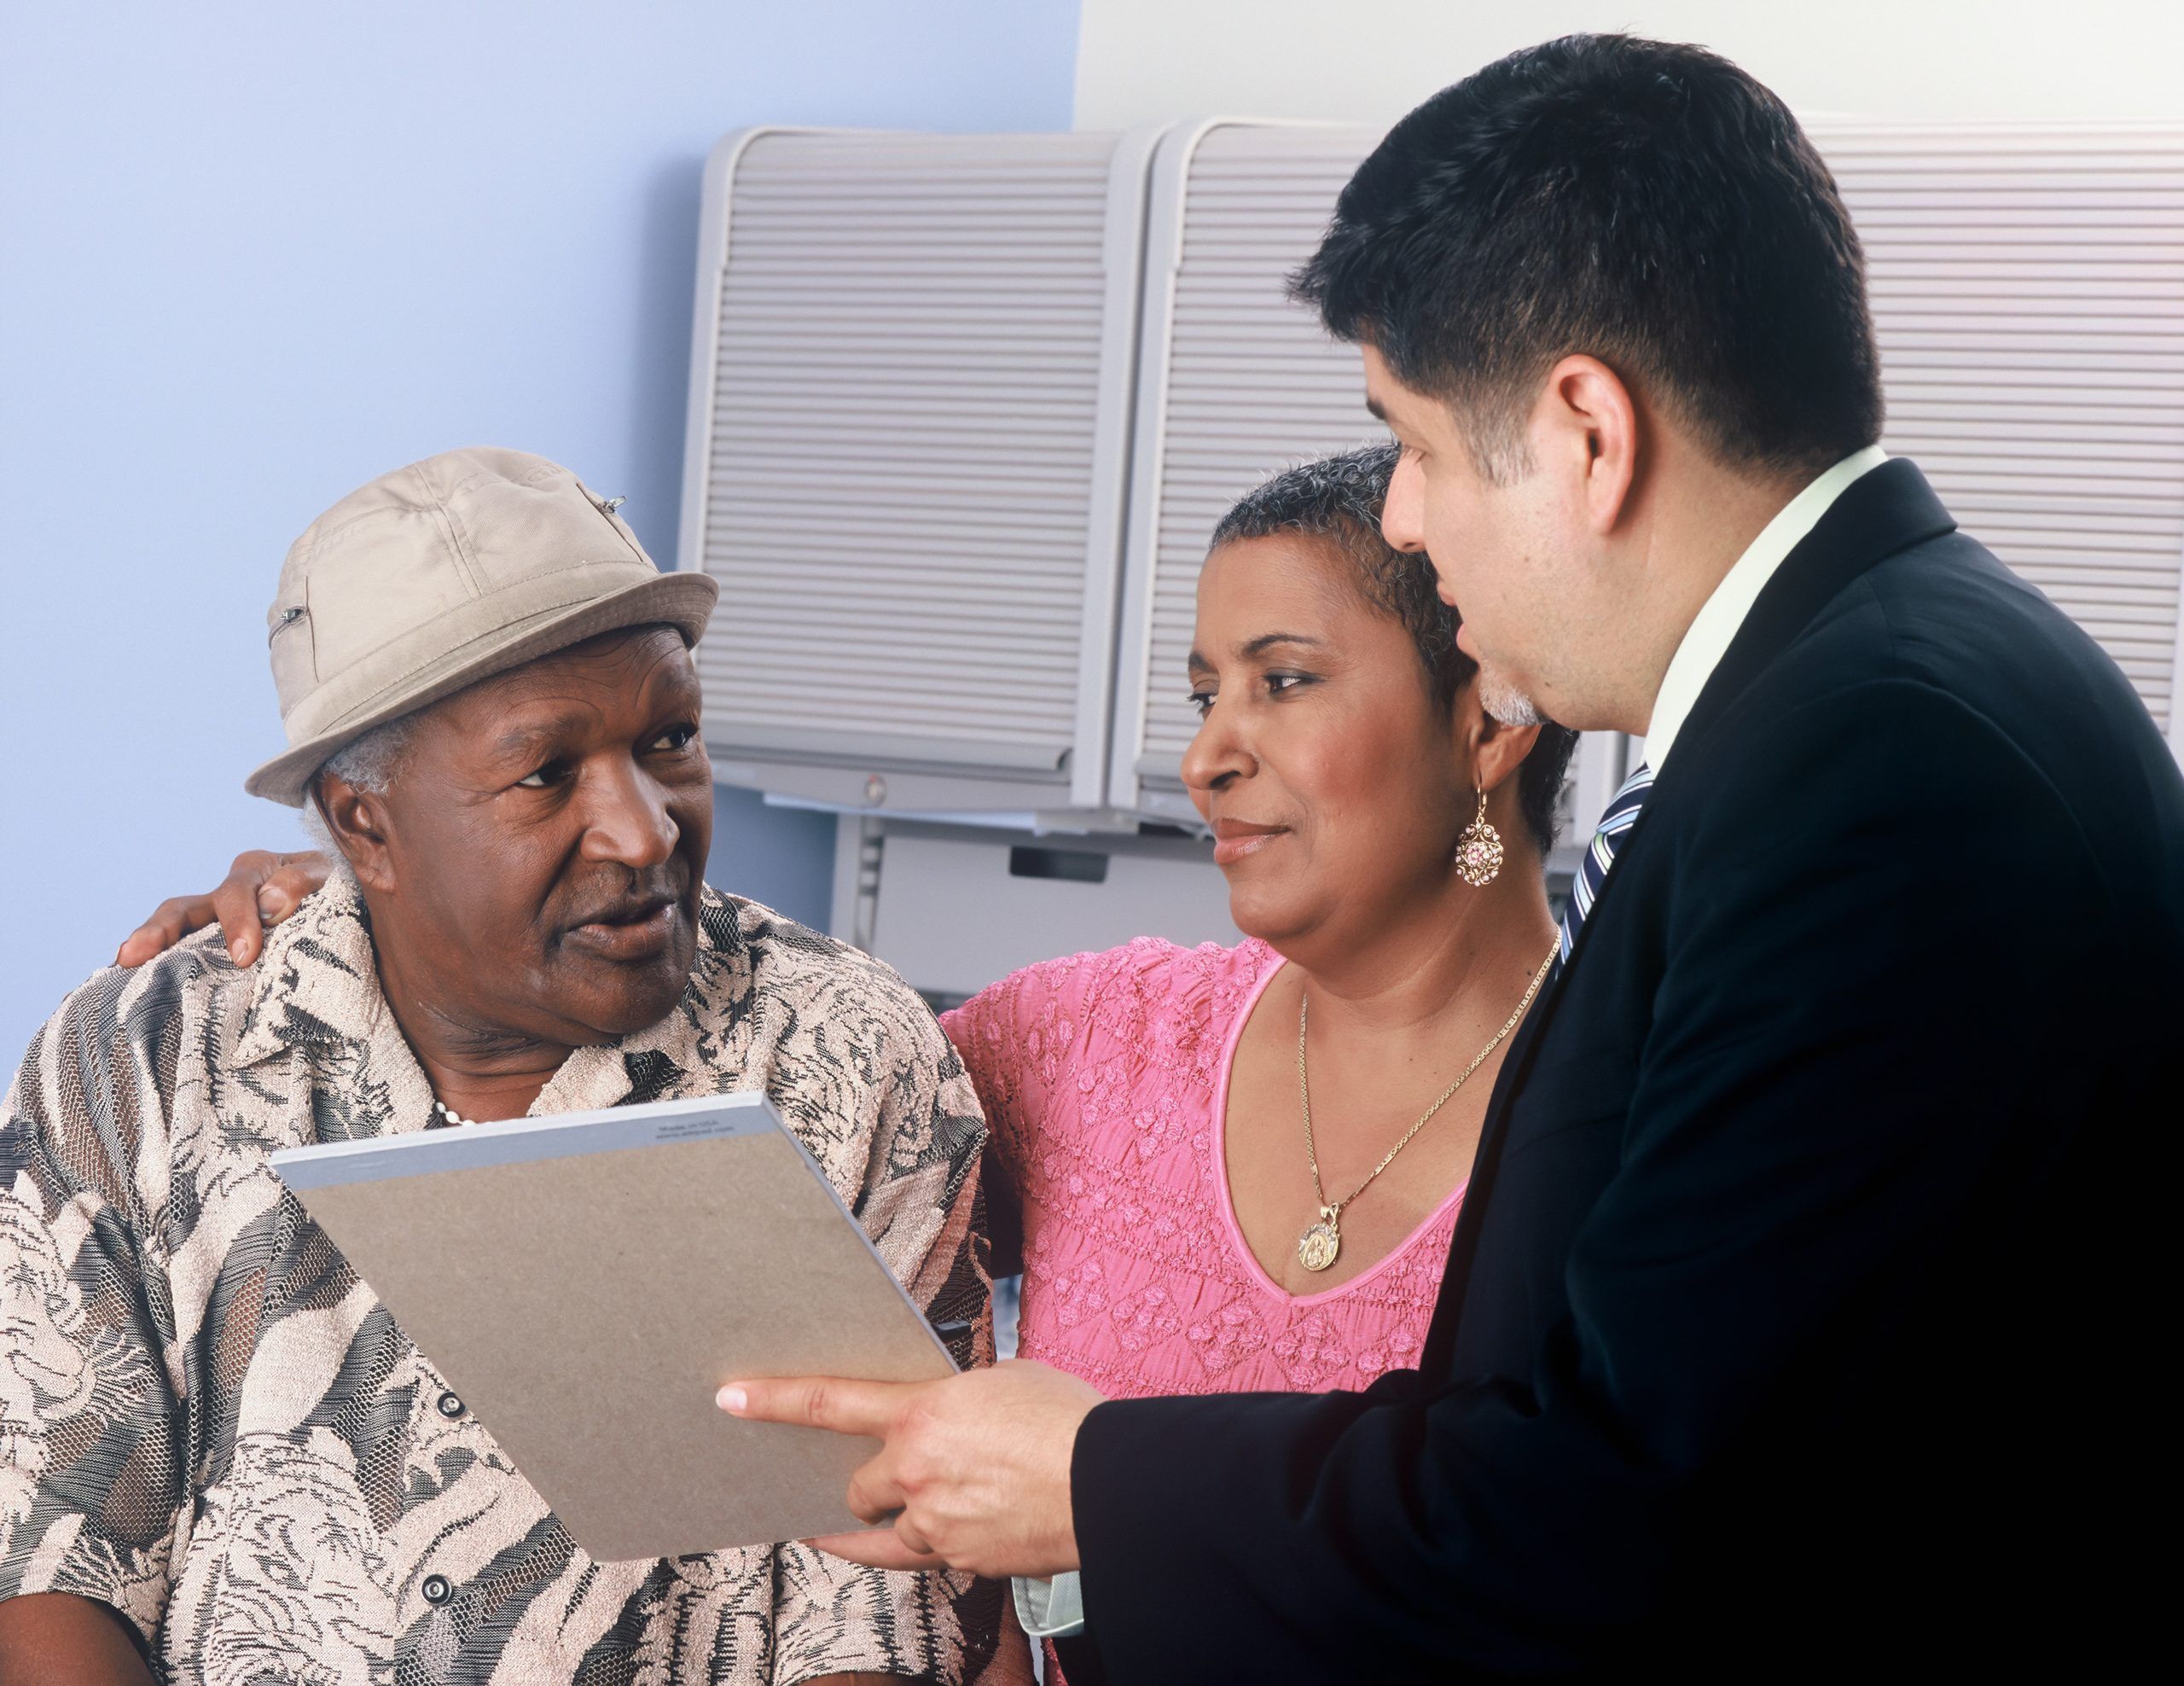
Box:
left=1420, top=949, right=1568, bottom=1373
left=1420, top=459, right=1960, bottom=1372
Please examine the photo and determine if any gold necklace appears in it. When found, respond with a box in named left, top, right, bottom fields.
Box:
left=1295, top=942, right=1559, bottom=1273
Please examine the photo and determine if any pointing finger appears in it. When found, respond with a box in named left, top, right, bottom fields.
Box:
left=717, top=1375, right=908, bottom=1439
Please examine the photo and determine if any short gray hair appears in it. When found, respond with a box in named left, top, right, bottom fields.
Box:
left=322, top=714, right=415, bottom=794
left=302, top=713, right=417, bottom=848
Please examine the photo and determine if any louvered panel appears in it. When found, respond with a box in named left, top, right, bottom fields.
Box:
left=680, top=128, right=1152, bottom=802
left=1112, top=124, right=1391, bottom=795
left=1821, top=124, right=2184, bottom=731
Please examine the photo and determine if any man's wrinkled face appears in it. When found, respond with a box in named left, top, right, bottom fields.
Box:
left=369, top=626, right=714, bottom=1047
left=1366, top=344, right=1570, bottom=724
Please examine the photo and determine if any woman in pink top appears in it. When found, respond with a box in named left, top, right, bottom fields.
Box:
left=944, top=445, right=1574, bottom=1418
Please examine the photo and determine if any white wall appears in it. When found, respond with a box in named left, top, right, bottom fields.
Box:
left=1075, top=0, right=2184, bottom=131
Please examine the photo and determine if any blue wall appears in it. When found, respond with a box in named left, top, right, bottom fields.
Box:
left=0, top=2, right=1081, bottom=1078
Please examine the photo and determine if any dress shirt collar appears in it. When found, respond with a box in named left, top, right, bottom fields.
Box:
left=1641, top=444, right=1889, bottom=771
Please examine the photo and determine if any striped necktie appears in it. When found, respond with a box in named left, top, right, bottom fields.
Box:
left=1559, top=762, right=1654, bottom=962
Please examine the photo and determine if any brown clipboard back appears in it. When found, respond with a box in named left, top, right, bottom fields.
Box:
left=270, top=1092, right=956, bottom=1561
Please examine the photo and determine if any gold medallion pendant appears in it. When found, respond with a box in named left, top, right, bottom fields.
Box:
left=1297, top=1206, right=1341, bottom=1273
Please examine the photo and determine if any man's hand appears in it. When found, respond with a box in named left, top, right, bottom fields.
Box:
left=719, top=1360, right=1101, bottom=1579
left=115, top=849, right=331, bottom=968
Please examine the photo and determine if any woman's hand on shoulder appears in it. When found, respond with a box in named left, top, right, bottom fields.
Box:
left=115, top=849, right=331, bottom=969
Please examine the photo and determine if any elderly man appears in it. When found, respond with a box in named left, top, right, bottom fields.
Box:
left=0, top=449, right=1015, bottom=1684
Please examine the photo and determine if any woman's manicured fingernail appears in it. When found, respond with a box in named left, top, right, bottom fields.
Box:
left=716, top=1386, right=747, bottom=1414
left=258, top=891, right=288, bottom=918
left=229, top=939, right=249, bottom=962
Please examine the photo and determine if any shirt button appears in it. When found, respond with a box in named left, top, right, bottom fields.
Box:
left=435, top=1391, right=464, bottom=1420
left=421, top=1573, right=453, bottom=1607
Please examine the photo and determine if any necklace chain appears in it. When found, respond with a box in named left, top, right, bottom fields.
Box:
left=431, top=1098, right=482, bottom=1129
left=1298, top=940, right=1560, bottom=1224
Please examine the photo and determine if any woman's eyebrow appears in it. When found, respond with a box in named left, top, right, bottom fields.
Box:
left=1241, top=632, right=1325, bottom=658
left=1190, top=633, right=1323, bottom=671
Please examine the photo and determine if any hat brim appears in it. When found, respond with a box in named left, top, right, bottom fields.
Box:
left=245, top=570, right=720, bottom=807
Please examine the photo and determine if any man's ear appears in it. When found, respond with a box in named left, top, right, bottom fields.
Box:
left=1533, top=353, right=1641, bottom=536
left=312, top=773, right=397, bottom=894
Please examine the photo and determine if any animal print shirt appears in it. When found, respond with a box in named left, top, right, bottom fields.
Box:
left=0, top=881, right=1017, bottom=1684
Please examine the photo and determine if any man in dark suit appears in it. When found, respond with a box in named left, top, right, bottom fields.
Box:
left=726, top=33, right=2182, bottom=1677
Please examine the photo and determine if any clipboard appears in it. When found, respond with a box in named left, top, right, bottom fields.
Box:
left=270, top=1091, right=958, bottom=1561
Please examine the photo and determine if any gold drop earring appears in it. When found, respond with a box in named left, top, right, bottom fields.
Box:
left=1455, top=785, right=1504, bottom=887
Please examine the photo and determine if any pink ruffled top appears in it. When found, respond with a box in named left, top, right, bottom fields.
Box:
left=942, top=937, right=1465, bottom=1401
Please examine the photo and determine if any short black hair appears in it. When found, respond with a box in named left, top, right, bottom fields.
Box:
left=1210, top=444, right=1578, bottom=857
left=1292, top=33, right=1884, bottom=480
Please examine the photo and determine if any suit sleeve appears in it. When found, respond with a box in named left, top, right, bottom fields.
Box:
left=1066, top=679, right=2121, bottom=1679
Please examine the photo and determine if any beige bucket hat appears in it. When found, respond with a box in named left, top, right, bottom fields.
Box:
left=247, top=446, right=717, bottom=806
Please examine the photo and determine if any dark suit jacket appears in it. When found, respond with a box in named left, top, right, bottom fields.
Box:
left=1057, top=461, right=2183, bottom=1680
